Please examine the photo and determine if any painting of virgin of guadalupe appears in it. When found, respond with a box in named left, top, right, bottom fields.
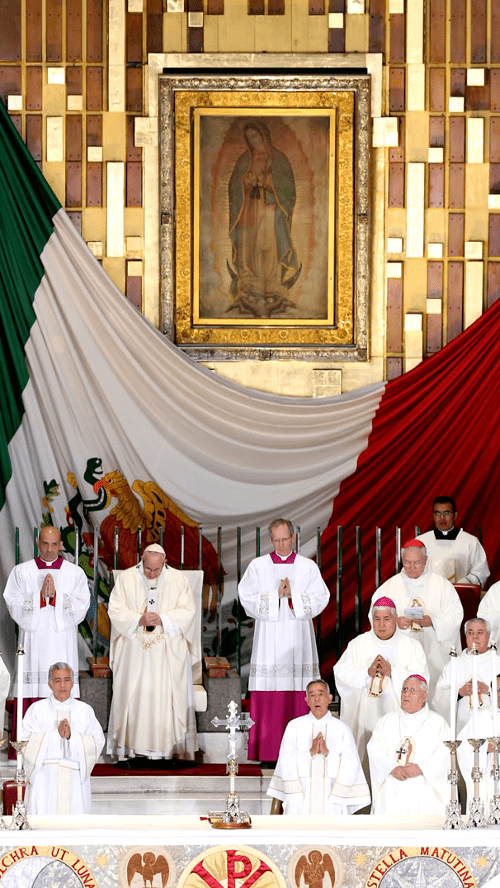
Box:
left=196, top=113, right=332, bottom=324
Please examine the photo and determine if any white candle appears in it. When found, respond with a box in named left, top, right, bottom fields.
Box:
left=449, top=646, right=457, bottom=741
left=491, top=642, right=499, bottom=736
left=472, top=643, right=479, bottom=738
left=16, top=646, right=24, bottom=750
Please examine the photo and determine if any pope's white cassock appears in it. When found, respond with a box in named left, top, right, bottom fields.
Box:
left=107, top=562, right=196, bottom=759
left=457, top=708, right=500, bottom=810
left=371, top=569, right=463, bottom=695
left=334, top=627, right=429, bottom=760
left=367, top=706, right=450, bottom=814
left=478, top=584, right=500, bottom=646
left=434, top=648, right=500, bottom=733
left=267, top=711, right=370, bottom=814
left=417, top=529, right=489, bottom=587
left=3, top=557, right=90, bottom=697
left=21, top=695, right=104, bottom=814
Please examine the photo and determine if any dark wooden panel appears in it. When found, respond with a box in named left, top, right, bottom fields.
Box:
left=126, top=276, right=142, bottom=311
left=268, top=0, right=285, bottom=12
left=127, top=12, right=142, bottom=63
left=126, top=162, right=142, bottom=207
left=26, top=0, right=42, bottom=61
left=429, top=0, right=445, bottom=63
left=429, top=116, right=445, bottom=147
left=492, top=70, right=500, bottom=110
left=369, top=0, right=384, bottom=54
left=67, top=66, right=82, bottom=95
left=66, top=161, right=82, bottom=207
left=389, top=163, right=405, bottom=207
left=387, top=278, right=403, bottom=352
left=389, top=116, right=404, bottom=161
left=450, top=0, right=466, bottom=62
left=493, top=0, right=500, bottom=63
left=87, top=114, right=102, bottom=146
left=449, top=164, right=465, bottom=208
left=390, top=15, right=405, bottom=63
left=248, top=0, right=265, bottom=13
left=127, top=116, right=142, bottom=161
left=429, top=68, right=445, bottom=111
left=9, top=114, right=21, bottom=135
left=67, top=211, right=82, bottom=233
left=0, top=0, right=21, bottom=60
left=26, top=115, right=42, bottom=162
left=428, top=261, right=443, bottom=299
left=86, top=67, right=103, bottom=111
left=187, top=26, right=203, bottom=52
left=428, top=164, right=444, bottom=207
left=490, top=163, right=500, bottom=193
left=330, top=0, right=344, bottom=10
left=450, top=68, right=466, bottom=97
left=87, top=0, right=103, bottom=62
left=489, top=215, right=500, bottom=256
left=0, top=67, right=21, bottom=104
left=426, top=314, right=442, bottom=353
left=389, top=68, right=405, bottom=112
left=470, top=0, right=487, bottom=63
left=448, top=213, right=464, bottom=256
left=66, top=115, right=82, bottom=161
left=466, top=73, right=490, bottom=111
left=207, top=0, right=224, bottom=12
left=66, top=0, right=82, bottom=61
left=447, top=262, right=464, bottom=341
left=328, top=28, right=345, bottom=52
left=187, top=0, right=203, bottom=9
left=449, top=116, right=465, bottom=161
left=309, top=0, right=325, bottom=12
left=147, top=0, right=163, bottom=51
left=126, top=67, right=142, bottom=113
left=46, top=0, right=62, bottom=62
left=386, top=357, right=403, bottom=379
left=487, top=262, right=500, bottom=306
left=26, top=67, right=42, bottom=110
left=490, top=118, right=500, bottom=162
left=86, top=162, right=102, bottom=207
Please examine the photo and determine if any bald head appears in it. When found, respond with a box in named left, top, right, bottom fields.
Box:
left=38, top=526, right=62, bottom=563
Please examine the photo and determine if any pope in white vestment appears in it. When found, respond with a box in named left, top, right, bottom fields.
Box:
left=372, top=539, right=463, bottom=695
left=334, top=597, right=429, bottom=762
left=21, top=663, right=104, bottom=814
left=3, top=526, right=90, bottom=698
left=433, top=618, right=500, bottom=733
left=267, top=680, right=370, bottom=814
left=107, top=544, right=197, bottom=760
left=239, top=520, right=329, bottom=762
left=417, top=498, right=489, bottom=587
left=367, top=675, right=449, bottom=815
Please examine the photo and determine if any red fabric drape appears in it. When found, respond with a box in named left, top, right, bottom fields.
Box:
left=320, top=297, right=500, bottom=675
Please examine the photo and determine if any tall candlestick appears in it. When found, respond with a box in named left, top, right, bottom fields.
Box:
left=16, top=646, right=24, bottom=755
left=472, top=643, right=479, bottom=738
left=491, top=642, right=499, bottom=736
left=449, top=646, right=457, bottom=741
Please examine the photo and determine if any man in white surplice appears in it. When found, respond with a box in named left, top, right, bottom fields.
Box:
left=21, top=662, right=104, bottom=814
left=267, top=680, right=370, bottom=815
left=3, top=525, right=90, bottom=699
left=367, top=675, right=449, bottom=815
left=239, top=518, right=330, bottom=764
left=334, top=596, right=429, bottom=763
left=107, top=543, right=196, bottom=761
left=416, top=496, right=489, bottom=587
left=370, top=538, right=463, bottom=695
left=434, top=617, right=500, bottom=734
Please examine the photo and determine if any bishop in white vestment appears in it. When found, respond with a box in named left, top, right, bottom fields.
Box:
left=457, top=681, right=500, bottom=812
left=239, top=519, right=329, bottom=762
left=107, top=544, right=197, bottom=760
left=367, top=675, right=449, bottom=815
left=267, top=680, right=370, bottom=814
left=21, top=663, right=104, bottom=814
left=3, top=525, right=90, bottom=699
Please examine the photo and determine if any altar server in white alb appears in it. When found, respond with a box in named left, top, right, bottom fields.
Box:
left=371, top=538, right=463, bottom=694
left=267, top=679, right=370, bottom=815
left=107, top=543, right=197, bottom=761
left=417, top=496, right=489, bottom=587
left=22, top=662, right=104, bottom=814
left=457, top=672, right=500, bottom=811
left=239, top=518, right=330, bottom=764
left=367, top=675, right=450, bottom=815
left=334, top=596, right=429, bottom=763
left=434, top=617, right=500, bottom=734
left=3, top=525, right=90, bottom=700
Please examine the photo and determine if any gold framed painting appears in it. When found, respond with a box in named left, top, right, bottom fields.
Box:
left=159, top=72, right=370, bottom=361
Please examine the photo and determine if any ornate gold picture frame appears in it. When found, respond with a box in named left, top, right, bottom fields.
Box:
left=159, top=72, right=370, bottom=361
